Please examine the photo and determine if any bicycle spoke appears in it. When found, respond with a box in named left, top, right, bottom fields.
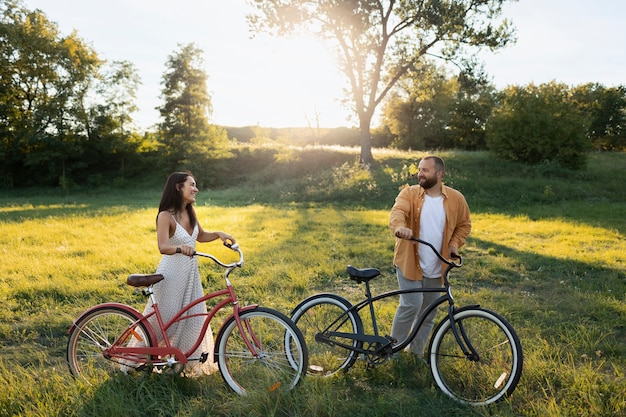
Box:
left=430, top=308, right=522, bottom=406
left=290, top=294, right=362, bottom=376
left=79, top=325, right=112, bottom=350
left=216, top=308, right=307, bottom=396
left=67, top=307, right=153, bottom=386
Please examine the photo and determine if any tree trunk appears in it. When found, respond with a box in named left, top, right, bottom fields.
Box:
left=359, top=115, right=374, bottom=165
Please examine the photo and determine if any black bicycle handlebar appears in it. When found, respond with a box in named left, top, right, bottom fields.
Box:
left=400, top=235, right=463, bottom=268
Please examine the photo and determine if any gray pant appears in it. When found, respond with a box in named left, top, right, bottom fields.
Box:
left=390, top=267, right=443, bottom=356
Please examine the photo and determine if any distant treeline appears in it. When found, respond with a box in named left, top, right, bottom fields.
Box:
left=224, top=126, right=389, bottom=147
left=2, top=1, right=624, bottom=189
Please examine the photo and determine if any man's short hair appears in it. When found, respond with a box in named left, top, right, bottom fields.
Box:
left=422, top=155, right=445, bottom=173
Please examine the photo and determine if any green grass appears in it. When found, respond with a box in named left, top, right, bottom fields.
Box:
left=0, top=148, right=624, bottom=416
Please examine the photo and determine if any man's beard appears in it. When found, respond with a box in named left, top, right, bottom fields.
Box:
left=419, top=176, right=437, bottom=189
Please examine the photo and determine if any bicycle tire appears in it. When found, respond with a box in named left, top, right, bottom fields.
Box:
left=66, top=305, right=154, bottom=386
left=291, top=293, right=363, bottom=376
left=214, top=307, right=308, bottom=396
left=429, top=307, right=523, bottom=406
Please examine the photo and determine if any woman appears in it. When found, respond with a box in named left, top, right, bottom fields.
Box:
left=145, top=171, right=236, bottom=376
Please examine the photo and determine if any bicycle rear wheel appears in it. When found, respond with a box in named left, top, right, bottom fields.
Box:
left=291, top=293, right=363, bottom=376
left=215, top=307, right=307, bottom=396
left=429, top=307, right=523, bottom=406
left=66, top=305, right=154, bottom=386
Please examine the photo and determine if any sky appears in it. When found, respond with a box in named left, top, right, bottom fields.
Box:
left=22, top=0, right=626, bottom=130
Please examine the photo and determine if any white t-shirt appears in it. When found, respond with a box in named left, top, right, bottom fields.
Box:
left=419, top=194, right=445, bottom=278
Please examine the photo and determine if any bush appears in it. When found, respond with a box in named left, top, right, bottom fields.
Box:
left=486, top=82, right=590, bottom=170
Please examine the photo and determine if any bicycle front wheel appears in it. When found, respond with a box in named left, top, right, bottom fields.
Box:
left=215, top=307, right=308, bottom=396
left=66, top=305, right=154, bottom=386
left=429, top=307, right=523, bottom=406
left=291, top=293, right=363, bottom=376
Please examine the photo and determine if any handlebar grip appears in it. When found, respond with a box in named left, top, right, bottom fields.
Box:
left=224, top=241, right=239, bottom=251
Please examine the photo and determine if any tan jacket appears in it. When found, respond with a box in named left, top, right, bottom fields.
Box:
left=389, top=184, right=471, bottom=281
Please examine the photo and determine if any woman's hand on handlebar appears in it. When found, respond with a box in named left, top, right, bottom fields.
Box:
left=216, top=232, right=236, bottom=247
left=177, top=244, right=195, bottom=257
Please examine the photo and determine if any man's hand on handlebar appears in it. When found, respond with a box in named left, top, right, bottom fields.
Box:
left=395, top=229, right=462, bottom=266
left=394, top=227, right=413, bottom=240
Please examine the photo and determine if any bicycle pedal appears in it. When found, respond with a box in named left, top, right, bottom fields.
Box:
left=199, top=352, right=208, bottom=363
left=135, top=364, right=150, bottom=372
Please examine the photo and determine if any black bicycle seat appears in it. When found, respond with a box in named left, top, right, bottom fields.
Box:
left=127, top=273, right=165, bottom=287
left=346, top=265, right=380, bottom=283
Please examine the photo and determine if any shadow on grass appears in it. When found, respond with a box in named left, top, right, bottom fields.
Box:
left=75, top=357, right=488, bottom=417
left=77, top=373, right=225, bottom=417
left=464, top=237, right=626, bottom=358
left=466, top=236, right=625, bottom=298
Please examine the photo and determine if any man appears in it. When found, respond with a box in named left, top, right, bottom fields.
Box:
left=389, top=155, right=471, bottom=357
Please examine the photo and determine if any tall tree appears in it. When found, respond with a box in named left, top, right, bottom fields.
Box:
left=96, top=60, right=141, bottom=136
left=157, top=43, right=228, bottom=171
left=247, top=0, right=515, bottom=164
left=382, top=61, right=457, bottom=150
left=81, top=60, right=144, bottom=178
left=0, top=0, right=99, bottom=187
left=448, top=63, right=495, bottom=150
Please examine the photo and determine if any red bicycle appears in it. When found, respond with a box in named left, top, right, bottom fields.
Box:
left=66, top=243, right=308, bottom=395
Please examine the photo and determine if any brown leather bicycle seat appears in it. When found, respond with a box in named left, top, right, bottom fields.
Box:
left=127, top=273, right=164, bottom=287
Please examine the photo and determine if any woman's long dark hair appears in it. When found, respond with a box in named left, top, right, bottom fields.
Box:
left=157, top=171, right=197, bottom=229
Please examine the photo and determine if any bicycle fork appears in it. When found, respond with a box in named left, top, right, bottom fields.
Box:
left=237, top=316, right=264, bottom=356
left=446, top=305, right=481, bottom=362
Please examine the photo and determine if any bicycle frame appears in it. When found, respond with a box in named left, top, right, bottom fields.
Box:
left=317, top=239, right=480, bottom=362
left=94, top=245, right=263, bottom=369
left=294, top=236, right=523, bottom=405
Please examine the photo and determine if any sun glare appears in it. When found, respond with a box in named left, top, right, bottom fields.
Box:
left=22, top=0, right=354, bottom=129
left=212, top=33, right=352, bottom=128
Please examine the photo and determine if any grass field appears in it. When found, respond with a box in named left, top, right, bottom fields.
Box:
left=0, top=148, right=624, bottom=416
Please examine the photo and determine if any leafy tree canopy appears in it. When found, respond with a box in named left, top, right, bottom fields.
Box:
left=247, top=0, right=516, bottom=163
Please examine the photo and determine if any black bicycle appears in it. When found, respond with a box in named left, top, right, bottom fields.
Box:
left=291, top=236, right=523, bottom=406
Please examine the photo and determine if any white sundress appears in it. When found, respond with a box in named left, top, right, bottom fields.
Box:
left=142, top=221, right=218, bottom=376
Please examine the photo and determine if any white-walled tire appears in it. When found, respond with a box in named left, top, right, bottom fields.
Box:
left=215, top=307, right=307, bottom=396
left=291, top=293, right=363, bottom=376
left=429, top=307, right=523, bottom=406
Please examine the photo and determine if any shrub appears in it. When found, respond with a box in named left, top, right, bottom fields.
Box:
left=486, top=82, right=589, bottom=170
